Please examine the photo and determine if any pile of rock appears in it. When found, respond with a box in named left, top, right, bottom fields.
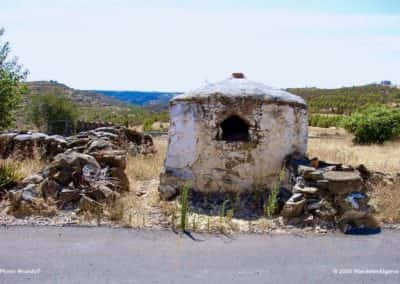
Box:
left=281, top=157, right=379, bottom=233
left=2, top=126, right=156, bottom=217
left=0, top=126, right=155, bottom=160
left=0, top=132, right=67, bottom=160
left=76, top=120, right=115, bottom=133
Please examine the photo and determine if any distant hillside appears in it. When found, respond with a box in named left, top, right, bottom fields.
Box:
left=94, top=90, right=181, bottom=109
left=23, top=81, right=400, bottom=116
left=288, top=84, right=400, bottom=114
left=24, top=81, right=126, bottom=108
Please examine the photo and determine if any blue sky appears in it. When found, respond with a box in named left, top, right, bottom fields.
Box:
left=1, top=0, right=399, bottom=91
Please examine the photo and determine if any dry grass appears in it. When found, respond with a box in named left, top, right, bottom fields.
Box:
left=151, top=122, right=170, bottom=131
left=308, top=127, right=400, bottom=174
left=125, top=137, right=167, bottom=182
left=0, top=158, right=44, bottom=180
left=107, top=137, right=168, bottom=228
left=308, top=127, right=400, bottom=224
left=371, top=182, right=400, bottom=223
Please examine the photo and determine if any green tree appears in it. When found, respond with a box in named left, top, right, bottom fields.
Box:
left=0, top=28, right=28, bottom=129
left=27, top=93, right=78, bottom=135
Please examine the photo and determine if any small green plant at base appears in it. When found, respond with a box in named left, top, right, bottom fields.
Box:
left=220, top=199, right=229, bottom=223
left=264, top=182, right=279, bottom=218
left=264, top=168, right=285, bottom=218
left=179, top=182, right=191, bottom=232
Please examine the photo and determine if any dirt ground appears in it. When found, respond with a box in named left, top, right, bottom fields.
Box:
left=308, top=127, right=400, bottom=174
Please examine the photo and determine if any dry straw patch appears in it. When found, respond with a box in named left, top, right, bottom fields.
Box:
left=108, top=137, right=169, bottom=228
left=0, top=158, right=44, bottom=180
left=307, top=127, right=400, bottom=174
left=371, top=182, right=400, bottom=223
left=126, top=137, right=167, bottom=181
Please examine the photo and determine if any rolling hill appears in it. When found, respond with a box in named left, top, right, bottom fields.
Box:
left=24, top=81, right=125, bottom=108
left=24, top=80, right=400, bottom=115
left=288, top=84, right=400, bottom=114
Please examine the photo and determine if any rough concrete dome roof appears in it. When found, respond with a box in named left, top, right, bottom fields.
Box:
left=172, top=73, right=306, bottom=106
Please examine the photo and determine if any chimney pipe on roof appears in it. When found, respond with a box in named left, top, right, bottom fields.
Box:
left=232, top=73, right=245, bottom=79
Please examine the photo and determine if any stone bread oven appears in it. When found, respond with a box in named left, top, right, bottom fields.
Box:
left=159, top=73, right=308, bottom=199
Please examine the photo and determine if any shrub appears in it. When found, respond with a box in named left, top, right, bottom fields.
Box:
left=0, top=160, right=22, bottom=189
left=27, top=93, right=78, bottom=135
left=0, top=28, right=27, bottom=130
left=143, top=118, right=155, bottom=132
left=308, top=114, right=345, bottom=128
left=343, top=106, right=400, bottom=144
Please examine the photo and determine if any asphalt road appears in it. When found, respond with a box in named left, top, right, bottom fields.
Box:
left=0, top=227, right=399, bottom=284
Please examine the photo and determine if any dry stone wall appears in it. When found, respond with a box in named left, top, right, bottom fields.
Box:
left=1, top=126, right=156, bottom=217
left=281, top=156, right=379, bottom=233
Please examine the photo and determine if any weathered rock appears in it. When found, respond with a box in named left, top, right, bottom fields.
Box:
left=158, top=172, right=189, bottom=200
left=6, top=190, right=22, bottom=205
left=58, top=188, right=81, bottom=203
left=335, top=192, right=371, bottom=212
left=87, top=139, right=113, bottom=153
left=14, top=134, right=32, bottom=142
left=338, top=165, right=354, bottom=172
left=128, top=143, right=141, bottom=156
left=21, top=174, right=44, bottom=186
left=277, top=187, right=293, bottom=206
left=21, top=184, right=37, bottom=202
left=349, top=215, right=379, bottom=228
left=67, top=137, right=90, bottom=148
left=293, top=184, right=319, bottom=195
left=107, top=167, right=129, bottom=192
left=40, top=179, right=61, bottom=199
left=86, top=185, right=114, bottom=202
left=290, top=193, right=304, bottom=202
left=313, top=200, right=337, bottom=219
left=92, top=150, right=127, bottom=169
left=308, top=170, right=324, bottom=180
left=322, top=171, right=363, bottom=195
left=158, top=184, right=178, bottom=200
left=45, top=135, right=67, bottom=146
left=52, top=151, right=101, bottom=170
left=306, top=199, right=322, bottom=210
left=316, top=179, right=329, bottom=189
left=298, top=165, right=316, bottom=180
left=356, top=164, right=371, bottom=179
left=30, top=132, right=48, bottom=141
left=79, top=195, right=103, bottom=213
left=125, top=129, right=143, bottom=144
left=53, top=168, right=73, bottom=185
left=310, top=157, right=319, bottom=168
left=93, top=127, right=119, bottom=135
left=281, top=197, right=306, bottom=218
left=93, top=131, right=119, bottom=140
left=337, top=210, right=379, bottom=233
